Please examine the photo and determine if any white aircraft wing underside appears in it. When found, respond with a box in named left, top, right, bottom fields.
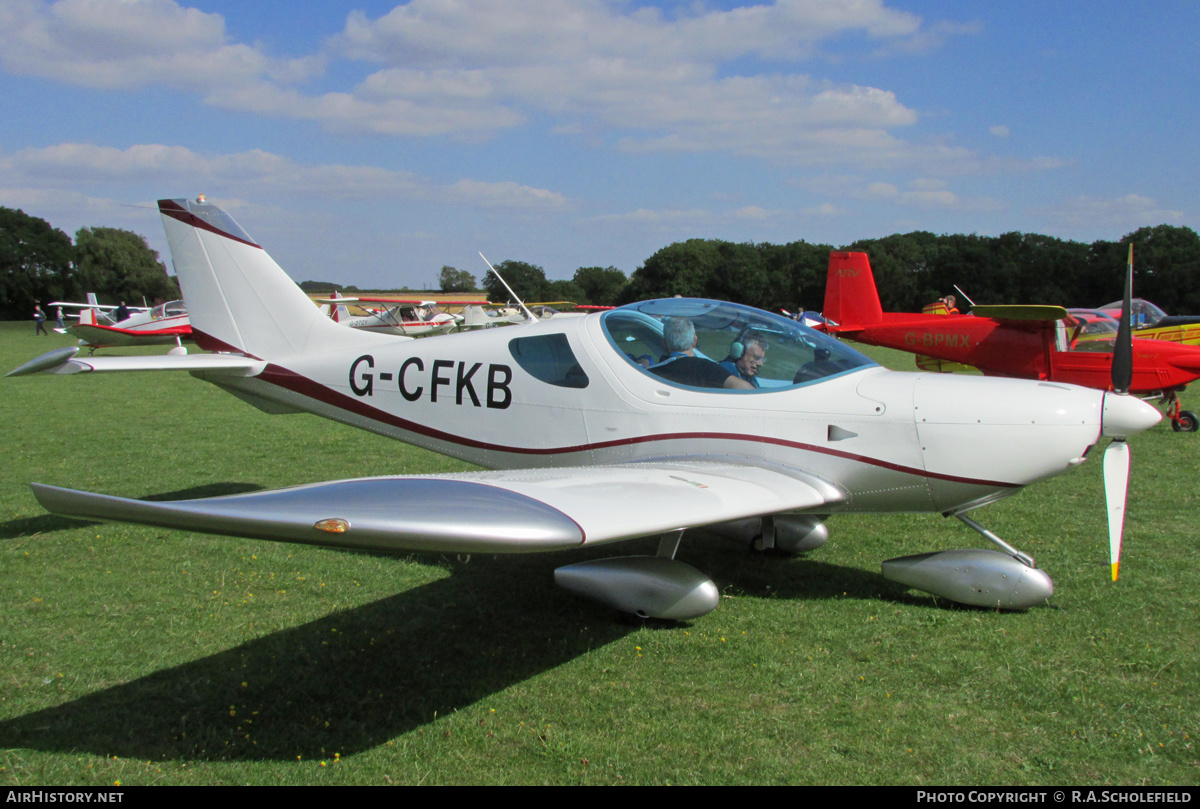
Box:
left=31, top=461, right=842, bottom=554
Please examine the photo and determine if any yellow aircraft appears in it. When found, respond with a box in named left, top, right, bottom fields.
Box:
left=1096, top=298, right=1200, bottom=346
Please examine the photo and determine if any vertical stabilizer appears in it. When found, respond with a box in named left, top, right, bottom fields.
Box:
left=79, top=296, right=97, bottom=327
left=158, top=198, right=385, bottom=359
left=331, top=293, right=350, bottom=324
left=823, top=251, right=883, bottom=330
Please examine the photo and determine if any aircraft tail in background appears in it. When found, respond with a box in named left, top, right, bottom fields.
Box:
left=822, top=251, right=883, bottom=331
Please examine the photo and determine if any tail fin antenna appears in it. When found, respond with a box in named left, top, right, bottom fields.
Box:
left=478, top=253, right=538, bottom=323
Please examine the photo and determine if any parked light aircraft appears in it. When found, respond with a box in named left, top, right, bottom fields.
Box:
left=317, top=293, right=483, bottom=337
left=50, top=294, right=192, bottom=353
left=8, top=198, right=1163, bottom=618
left=1096, top=298, right=1200, bottom=346
left=458, top=301, right=585, bottom=329
left=822, top=250, right=1200, bottom=432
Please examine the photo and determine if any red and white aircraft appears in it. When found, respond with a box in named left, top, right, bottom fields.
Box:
left=52, top=294, right=192, bottom=353
left=9, top=198, right=1162, bottom=618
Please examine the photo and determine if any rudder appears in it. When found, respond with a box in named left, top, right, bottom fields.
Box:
left=822, top=251, right=882, bottom=331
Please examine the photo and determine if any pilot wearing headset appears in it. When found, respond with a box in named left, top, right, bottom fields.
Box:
left=650, top=318, right=753, bottom=390
left=720, top=331, right=768, bottom=388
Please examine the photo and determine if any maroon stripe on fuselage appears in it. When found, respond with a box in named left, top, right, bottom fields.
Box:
left=249, top=360, right=1018, bottom=490
left=191, top=330, right=261, bottom=357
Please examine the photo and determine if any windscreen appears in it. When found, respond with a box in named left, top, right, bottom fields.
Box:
left=601, top=299, right=875, bottom=392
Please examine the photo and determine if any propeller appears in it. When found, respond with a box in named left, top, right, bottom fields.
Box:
left=1103, top=244, right=1136, bottom=581
left=1112, top=244, right=1134, bottom=395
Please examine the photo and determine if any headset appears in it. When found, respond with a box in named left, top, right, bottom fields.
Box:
left=728, top=327, right=760, bottom=360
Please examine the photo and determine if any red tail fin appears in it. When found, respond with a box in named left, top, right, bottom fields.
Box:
left=823, top=251, right=882, bottom=330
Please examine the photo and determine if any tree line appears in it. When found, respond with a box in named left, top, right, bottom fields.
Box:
left=6, top=202, right=1198, bottom=320
left=444, top=225, right=1200, bottom=315
left=1, top=207, right=179, bottom=319
left=614, top=225, right=1200, bottom=314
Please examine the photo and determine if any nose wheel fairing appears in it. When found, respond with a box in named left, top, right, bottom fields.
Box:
left=882, top=548, right=1054, bottom=610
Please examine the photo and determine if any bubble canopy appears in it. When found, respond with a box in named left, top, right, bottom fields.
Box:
left=600, top=299, right=876, bottom=391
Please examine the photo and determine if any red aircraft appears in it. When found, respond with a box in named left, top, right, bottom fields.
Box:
left=821, top=250, right=1200, bottom=432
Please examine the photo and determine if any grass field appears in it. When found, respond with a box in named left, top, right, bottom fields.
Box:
left=1, top=321, right=1197, bottom=785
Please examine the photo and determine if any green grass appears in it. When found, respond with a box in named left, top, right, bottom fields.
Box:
left=1, top=322, right=1197, bottom=785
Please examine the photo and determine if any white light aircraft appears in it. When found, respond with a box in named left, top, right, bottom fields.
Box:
left=317, top=292, right=479, bottom=337
left=9, top=198, right=1162, bottom=619
left=52, top=293, right=192, bottom=353
left=457, top=302, right=582, bottom=329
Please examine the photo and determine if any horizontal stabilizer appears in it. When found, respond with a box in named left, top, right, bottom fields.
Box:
left=971, top=305, right=1070, bottom=322
left=32, top=462, right=840, bottom=554
left=7, top=347, right=82, bottom=377
left=8, top=348, right=263, bottom=377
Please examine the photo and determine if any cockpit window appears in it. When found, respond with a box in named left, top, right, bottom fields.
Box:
left=601, top=299, right=876, bottom=392
left=1098, top=298, right=1166, bottom=328
left=1065, top=311, right=1119, bottom=353
left=509, top=333, right=589, bottom=388
left=151, top=300, right=187, bottom=320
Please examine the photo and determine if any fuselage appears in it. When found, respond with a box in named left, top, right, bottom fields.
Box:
left=846, top=312, right=1200, bottom=394
left=197, top=305, right=1122, bottom=518
left=338, top=308, right=457, bottom=337
left=69, top=301, right=192, bottom=348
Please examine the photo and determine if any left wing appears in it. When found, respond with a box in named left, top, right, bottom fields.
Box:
left=31, top=461, right=843, bottom=554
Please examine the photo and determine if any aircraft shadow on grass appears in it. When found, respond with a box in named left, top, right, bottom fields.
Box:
left=0, top=513, right=99, bottom=540
left=1, top=485, right=265, bottom=541
left=0, top=531, right=921, bottom=762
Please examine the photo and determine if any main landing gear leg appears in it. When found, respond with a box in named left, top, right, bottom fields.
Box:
left=1163, top=392, right=1198, bottom=432
left=954, top=513, right=1036, bottom=568
left=657, top=528, right=684, bottom=560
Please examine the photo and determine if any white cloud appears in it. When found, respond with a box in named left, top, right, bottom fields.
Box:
left=900, top=188, right=958, bottom=206
left=0, top=142, right=571, bottom=211
left=212, top=82, right=525, bottom=137
left=896, top=178, right=1003, bottom=211
left=792, top=173, right=1005, bottom=213
left=590, top=203, right=799, bottom=229
left=327, top=0, right=933, bottom=163
left=1045, top=194, right=1186, bottom=237
left=989, top=125, right=1010, bottom=138
left=804, top=202, right=842, bottom=216
left=336, top=0, right=925, bottom=65
left=793, top=174, right=898, bottom=199
left=0, top=0, right=318, bottom=91
left=0, top=0, right=989, bottom=170
left=591, top=207, right=716, bottom=225
left=447, top=179, right=570, bottom=210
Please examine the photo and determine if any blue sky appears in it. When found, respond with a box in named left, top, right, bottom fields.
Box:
left=1, top=0, right=1196, bottom=293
